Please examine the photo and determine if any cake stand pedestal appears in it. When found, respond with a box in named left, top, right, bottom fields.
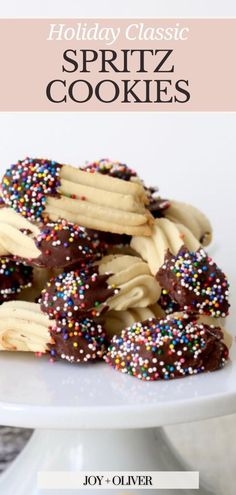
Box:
left=0, top=427, right=213, bottom=495
left=0, top=345, right=235, bottom=495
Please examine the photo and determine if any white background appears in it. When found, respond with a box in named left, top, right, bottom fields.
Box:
left=0, top=0, right=236, bottom=18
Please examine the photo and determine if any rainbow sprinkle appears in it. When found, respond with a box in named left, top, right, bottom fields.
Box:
left=82, top=159, right=137, bottom=181
left=157, top=247, right=230, bottom=317
left=35, top=220, right=102, bottom=267
left=49, top=317, right=106, bottom=363
left=105, top=315, right=228, bottom=381
left=40, top=266, right=118, bottom=320
left=1, top=157, right=62, bottom=222
left=0, top=257, right=32, bottom=302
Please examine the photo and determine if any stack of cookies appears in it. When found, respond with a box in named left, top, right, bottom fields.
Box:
left=0, top=158, right=231, bottom=381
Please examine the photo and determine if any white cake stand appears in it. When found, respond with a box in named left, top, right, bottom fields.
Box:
left=0, top=324, right=235, bottom=495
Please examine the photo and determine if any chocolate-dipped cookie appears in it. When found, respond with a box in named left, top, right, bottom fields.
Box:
left=0, top=257, right=33, bottom=303
left=156, top=247, right=230, bottom=317
left=1, top=157, right=151, bottom=236
left=40, top=266, right=117, bottom=320
left=82, top=159, right=137, bottom=181
left=2, top=158, right=62, bottom=222
left=0, top=206, right=104, bottom=269
left=82, top=160, right=139, bottom=247
left=83, top=160, right=169, bottom=220
left=49, top=317, right=107, bottom=363
left=0, top=300, right=106, bottom=363
left=105, top=314, right=229, bottom=381
left=32, top=221, right=103, bottom=268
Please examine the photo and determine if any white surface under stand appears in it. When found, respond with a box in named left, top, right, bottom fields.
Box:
left=0, top=339, right=236, bottom=495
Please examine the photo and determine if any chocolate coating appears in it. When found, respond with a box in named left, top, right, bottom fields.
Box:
left=40, top=266, right=117, bottom=320
left=147, top=193, right=170, bottom=218
left=0, top=256, right=33, bottom=303
left=159, top=289, right=181, bottom=315
left=87, top=228, right=131, bottom=248
left=49, top=317, right=107, bottom=363
left=31, top=221, right=103, bottom=269
left=105, top=314, right=229, bottom=381
left=1, top=157, right=62, bottom=222
left=156, top=247, right=230, bottom=317
left=82, top=159, right=137, bottom=181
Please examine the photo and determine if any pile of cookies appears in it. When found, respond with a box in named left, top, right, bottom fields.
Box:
left=0, top=158, right=231, bottom=381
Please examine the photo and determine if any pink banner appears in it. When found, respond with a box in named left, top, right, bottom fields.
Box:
left=0, top=19, right=235, bottom=111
